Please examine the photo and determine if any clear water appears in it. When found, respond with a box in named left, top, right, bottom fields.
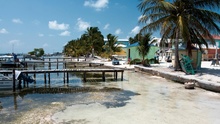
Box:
left=1, top=62, right=220, bottom=124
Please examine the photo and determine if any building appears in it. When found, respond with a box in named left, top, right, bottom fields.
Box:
left=127, top=42, right=159, bottom=63
left=202, top=35, right=220, bottom=60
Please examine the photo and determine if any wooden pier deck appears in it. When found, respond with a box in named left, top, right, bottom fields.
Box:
left=0, top=68, right=124, bottom=92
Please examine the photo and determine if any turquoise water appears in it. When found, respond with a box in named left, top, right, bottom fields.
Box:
left=0, top=63, right=135, bottom=123
left=1, top=62, right=220, bottom=123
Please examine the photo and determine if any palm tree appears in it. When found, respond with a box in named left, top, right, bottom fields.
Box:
left=138, top=0, right=220, bottom=70
left=84, top=27, right=104, bottom=57
left=129, top=34, right=139, bottom=44
left=137, top=32, right=157, bottom=65
left=103, top=34, right=122, bottom=59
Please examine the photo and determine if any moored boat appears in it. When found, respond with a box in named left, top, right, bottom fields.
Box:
left=0, top=74, right=17, bottom=90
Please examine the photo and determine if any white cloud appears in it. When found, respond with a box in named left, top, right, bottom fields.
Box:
left=60, top=31, right=70, bottom=36
left=38, top=33, right=44, bottom=37
left=48, top=20, right=69, bottom=30
left=115, top=28, right=122, bottom=35
left=103, top=23, right=110, bottom=30
left=12, top=18, right=23, bottom=24
left=0, top=28, right=8, bottom=34
left=76, top=18, right=90, bottom=31
left=43, top=43, right=48, bottom=47
left=84, top=0, right=109, bottom=11
left=9, top=40, right=20, bottom=46
left=130, top=26, right=140, bottom=35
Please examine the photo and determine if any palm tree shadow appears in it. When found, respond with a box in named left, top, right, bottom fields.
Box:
left=196, top=68, right=220, bottom=77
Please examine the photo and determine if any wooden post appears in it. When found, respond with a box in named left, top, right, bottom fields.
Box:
left=49, top=62, right=51, bottom=70
left=13, top=69, right=16, bottom=92
left=56, top=58, right=59, bottom=69
left=33, top=64, right=35, bottom=70
left=67, top=72, right=69, bottom=83
left=48, top=73, right=50, bottom=84
left=44, top=72, right=47, bottom=84
left=26, top=73, right=29, bottom=87
left=63, top=72, right=66, bottom=84
left=102, top=72, right=105, bottom=81
left=83, top=72, right=86, bottom=82
left=115, top=71, right=118, bottom=81
left=121, top=71, right=124, bottom=81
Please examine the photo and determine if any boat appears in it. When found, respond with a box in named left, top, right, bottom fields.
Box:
left=0, top=71, right=21, bottom=90
left=0, top=55, right=21, bottom=68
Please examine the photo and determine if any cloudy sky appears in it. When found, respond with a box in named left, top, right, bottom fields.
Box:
left=0, top=0, right=160, bottom=54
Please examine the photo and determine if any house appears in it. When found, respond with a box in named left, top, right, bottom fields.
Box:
left=202, top=35, right=220, bottom=60
left=127, top=42, right=159, bottom=63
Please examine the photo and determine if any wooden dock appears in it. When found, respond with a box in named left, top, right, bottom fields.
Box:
left=0, top=68, right=124, bottom=92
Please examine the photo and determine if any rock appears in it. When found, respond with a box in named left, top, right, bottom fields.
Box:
left=184, top=82, right=195, bottom=89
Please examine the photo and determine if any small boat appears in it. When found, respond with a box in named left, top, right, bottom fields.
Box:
left=0, top=54, right=22, bottom=68
left=0, top=71, right=20, bottom=90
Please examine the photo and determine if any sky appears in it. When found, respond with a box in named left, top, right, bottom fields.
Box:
left=0, top=0, right=161, bottom=54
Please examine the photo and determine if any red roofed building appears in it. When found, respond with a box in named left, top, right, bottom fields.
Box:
left=202, top=35, right=220, bottom=60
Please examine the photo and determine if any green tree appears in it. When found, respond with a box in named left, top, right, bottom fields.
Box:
left=136, top=33, right=157, bottom=65
left=138, top=0, right=220, bottom=70
left=63, top=39, right=85, bottom=61
left=28, top=48, right=44, bottom=57
left=103, top=34, right=122, bottom=59
left=84, top=27, right=104, bottom=57
left=128, top=34, right=139, bottom=44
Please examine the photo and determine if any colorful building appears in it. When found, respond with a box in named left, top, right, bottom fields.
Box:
left=202, top=35, right=220, bottom=60
left=127, top=42, right=159, bottom=62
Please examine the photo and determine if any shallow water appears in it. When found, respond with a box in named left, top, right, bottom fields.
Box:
left=1, top=70, right=220, bottom=124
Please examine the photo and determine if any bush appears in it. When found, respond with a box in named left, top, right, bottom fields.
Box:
left=143, top=59, right=150, bottom=67
left=130, top=58, right=141, bottom=64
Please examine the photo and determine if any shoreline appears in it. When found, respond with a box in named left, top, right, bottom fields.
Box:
left=97, top=59, right=220, bottom=93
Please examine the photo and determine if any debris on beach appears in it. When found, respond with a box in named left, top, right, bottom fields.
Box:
left=184, top=81, right=195, bottom=89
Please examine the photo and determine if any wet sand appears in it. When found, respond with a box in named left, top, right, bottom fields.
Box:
left=2, top=70, right=220, bottom=124
left=51, top=71, right=220, bottom=124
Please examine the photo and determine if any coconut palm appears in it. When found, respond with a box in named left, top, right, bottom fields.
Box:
left=84, top=27, right=104, bottom=57
left=137, top=32, right=157, bottom=65
left=138, top=0, right=220, bottom=70
left=103, top=34, right=122, bottom=58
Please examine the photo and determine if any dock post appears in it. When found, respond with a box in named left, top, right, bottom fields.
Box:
left=44, top=72, right=47, bottom=84
left=63, top=72, right=66, bottom=84
left=49, top=62, right=51, bottom=70
left=26, top=73, right=29, bottom=87
left=115, top=72, right=118, bottom=81
left=67, top=72, right=69, bottom=84
left=56, top=59, right=59, bottom=69
left=13, top=69, right=16, bottom=92
left=102, top=72, right=105, bottom=81
left=121, top=71, right=124, bottom=81
left=48, top=73, right=50, bottom=84
left=83, top=72, right=86, bottom=82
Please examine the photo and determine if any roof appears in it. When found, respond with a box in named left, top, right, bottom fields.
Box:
left=127, top=42, right=157, bottom=48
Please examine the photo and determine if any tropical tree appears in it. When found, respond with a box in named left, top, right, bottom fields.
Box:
left=63, top=39, right=85, bottom=61
left=103, top=33, right=122, bottom=59
left=84, top=27, right=104, bottom=57
left=136, top=32, right=157, bottom=65
left=28, top=48, right=44, bottom=57
left=128, top=34, right=139, bottom=44
left=138, top=0, right=220, bottom=70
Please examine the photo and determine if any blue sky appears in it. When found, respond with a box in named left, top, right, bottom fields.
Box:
left=0, top=0, right=160, bottom=54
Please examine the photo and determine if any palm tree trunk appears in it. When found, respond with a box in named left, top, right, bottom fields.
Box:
left=174, top=31, right=181, bottom=71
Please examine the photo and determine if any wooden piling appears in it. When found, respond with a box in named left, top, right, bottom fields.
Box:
left=44, top=72, right=47, bottom=84
left=13, top=69, right=16, bottom=92
left=102, top=72, right=105, bottom=81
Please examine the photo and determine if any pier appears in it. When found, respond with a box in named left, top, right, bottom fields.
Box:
left=0, top=68, right=124, bottom=92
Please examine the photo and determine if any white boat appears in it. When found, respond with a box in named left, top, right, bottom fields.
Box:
left=0, top=55, right=21, bottom=68
left=0, top=71, right=20, bottom=90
